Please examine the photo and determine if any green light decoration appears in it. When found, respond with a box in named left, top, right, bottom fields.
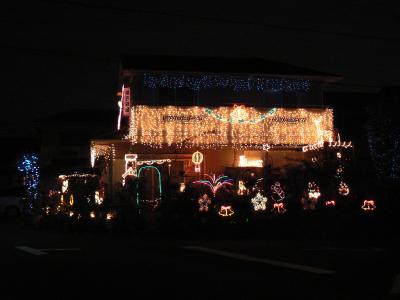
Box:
left=136, top=165, right=162, bottom=207
left=204, top=107, right=277, bottom=124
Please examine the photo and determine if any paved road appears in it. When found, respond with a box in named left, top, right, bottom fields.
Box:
left=0, top=219, right=399, bottom=299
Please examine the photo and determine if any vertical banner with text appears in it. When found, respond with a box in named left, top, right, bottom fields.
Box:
left=122, top=86, right=131, bottom=117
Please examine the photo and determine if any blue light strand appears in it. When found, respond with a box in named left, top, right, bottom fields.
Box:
left=17, top=154, right=40, bottom=202
left=143, top=73, right=311, bottom=92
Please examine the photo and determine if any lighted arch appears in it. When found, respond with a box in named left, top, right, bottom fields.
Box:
left=136, top=165, right=162, bottom=207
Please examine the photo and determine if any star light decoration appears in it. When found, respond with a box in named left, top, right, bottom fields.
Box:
left=128, top=105, right=334, bottom=149
left=142, top=73, right=311, bottom=92
left=251, top=192, right=268, bottom=211
left=271, top=182, right=285, bottom=202
left=17, top=154, right=40, bottom=202
left=198, top=194, right=211, bottom=212
left=194, top=174, right=233, bottom=195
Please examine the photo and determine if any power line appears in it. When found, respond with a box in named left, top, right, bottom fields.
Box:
left=37, top=0, right=400, bottom=42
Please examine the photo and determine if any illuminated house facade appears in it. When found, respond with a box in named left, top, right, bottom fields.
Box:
left=91, top=55, right=343, bottom=201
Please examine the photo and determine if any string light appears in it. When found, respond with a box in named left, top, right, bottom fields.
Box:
left=218, top=205, right=235, bottom=217
left=361, top=200, right=376, bottom=211
left=128, top=106, right=334, bottom=148
left=302, top=141, right=352, bottom=152
left=142, top=73, right=311, bottom=92
left=272, top=202, right=286, bottom=214
left=198, top=194, right=211, bottom=212
left=251, top=192, right=268, bottom=211
left=271, top=182, right=285, bottom=202
left=90, top=143, right=116, bottom=167
left=69, top=194, right=74, bottom=206
left=137, top=159, right=171, bottom=166
left=193, top=174, right=233, bottom=194
left=17, top=154, right=40, bottom=202
left=136, top=166, right=162, bottom=207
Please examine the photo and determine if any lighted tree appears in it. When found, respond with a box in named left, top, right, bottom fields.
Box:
left=17, top=154, right=40, bottom=203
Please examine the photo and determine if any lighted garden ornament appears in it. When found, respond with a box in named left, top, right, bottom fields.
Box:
left=361, top=200, right=376, bottom=211
left=338, top=181, right=350, bottom=196
left=237, top=180, right=247, bottom=196
left=272, top=202, right=286, bottom=214
left=17, top=154, right=40, bottom=203
left=308, top=181, right=321, bottom=201
left=218, top=205, right=235, bottom=217
left=251, top=192, right=268, bottom=211
left=325, top=200, right=336, bottom=207
left=198, top=194, right=211, bottom=212
left=192, top=151, right=203, bottom=173
left=271, top=182, right=285, bottom=202
left=122, top=154, right=138, bottom=186
left=194, top=174, right=233, bottom=195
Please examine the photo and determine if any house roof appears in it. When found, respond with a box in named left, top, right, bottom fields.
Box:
left=120, top=54, right=341, bottom=82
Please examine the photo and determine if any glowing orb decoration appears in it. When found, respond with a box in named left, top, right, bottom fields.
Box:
left=194, top=174, right=233, bottom=194
left=272, top=202, right=286, bottom=214
left=361, top=200, right=376, bottom=211
left=325, top=200, right=336, bottom=207
left=62, top=179, right=69, bottom=193
left=336, top=152, right=342, bottom=159
left=69, top=211, right=74, bottom=217
left=179, top=182, right=186, bottom=192
left=192, top=151, right=203, bottom=173
left=271, top=182, right=285, bottom=202
left=308, top=181, right=321, bottom=201
left=338, top=181, right=350, bottom=196
left=218, top=205, right=234, bottom=217
left=198, top=194, right=211, bottom=212
left=251, top=192, right=268, bottom=211
left=69, top=194, right=74, bottom=206
left=238, top=180, right=247, bottom=196
left=311, top=157, right=317, bottom=163
left=90, top=211, right=96, bottom=219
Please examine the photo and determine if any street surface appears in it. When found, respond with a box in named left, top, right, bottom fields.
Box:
left=0, top=218, right=399, bottom=299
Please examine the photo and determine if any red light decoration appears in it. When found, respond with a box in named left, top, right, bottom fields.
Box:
left=272, top=202, right=286, bottom=214
left=325, top=200, right=336, bottom=207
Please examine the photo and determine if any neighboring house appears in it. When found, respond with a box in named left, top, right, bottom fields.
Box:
left=91, top=54, right=346, bottom=201
left=34, top=109, right=116, bottom=177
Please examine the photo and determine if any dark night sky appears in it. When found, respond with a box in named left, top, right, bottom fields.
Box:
left=2, top=1, right=400, bottom=137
